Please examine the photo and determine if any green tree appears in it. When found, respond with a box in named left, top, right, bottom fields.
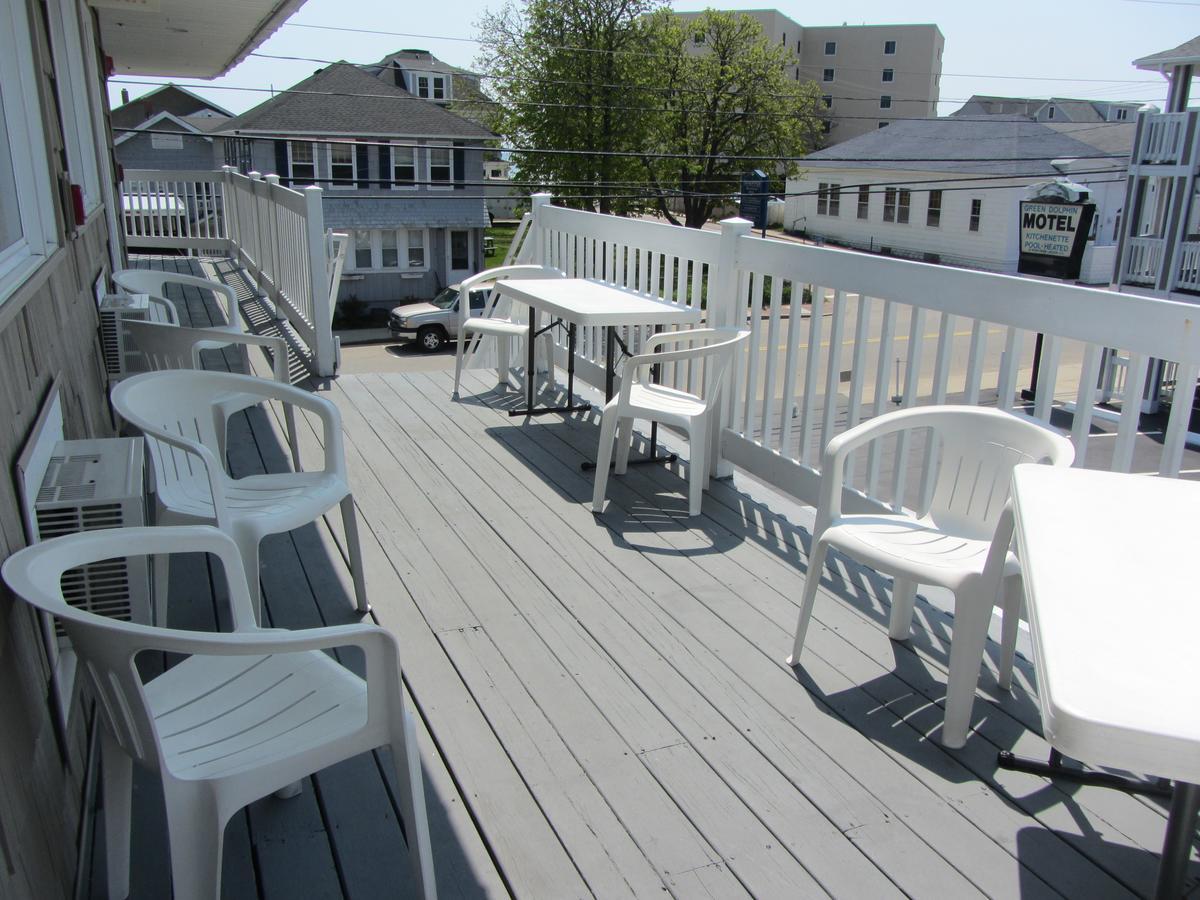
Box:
left=642, top=10, right=823, bottom=228
left=476, top=0, right=664, bottom=214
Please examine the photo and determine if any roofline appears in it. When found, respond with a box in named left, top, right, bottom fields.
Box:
left=219, top=128, right=497, bottom=140
left=112, top=82, right=235, bottom=117
left=219, top=0, right=310, bottom=76
left=113, top=110, right=212, bottom=145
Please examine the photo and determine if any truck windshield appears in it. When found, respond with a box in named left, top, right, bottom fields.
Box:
left=430, top=287, right=459, bottom=310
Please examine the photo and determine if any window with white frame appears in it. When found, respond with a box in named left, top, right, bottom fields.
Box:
left=883, top=187, right=897, bottom=222
left=416, top=75, right=430, bottom=97
left=880, top=95, right=892, bottom=109
left=884, top=40, right=897, bottom=54
left=381, top=230, right=399, bottom=267
left=1115, top=108, right=1129, bottom=121
left=822, top=95, right=833, bottom=109
left=288, top=141, right=317, bottom=186
left=330, top=142, right=355, bottom=187
left=926, top=190, right=942, bottom=227
left=347, top=228, right=430, bottom=271
left=0, top=0, right=58, bottom=301
left=429, top=145, right=452, bottom=187
left=896, top=188, right=911, bottom=224
left=969, top=198, right=983, bottom=232
left=46, top=0, right=101, bottom=216
left=823, top=68, right=835, bottom=83
left=824, top=41, right=836, bottom=55
left=432, top=76, right=446, bottom=100
left=882, top=68, right=894, bottom=83
left=857, top=185, right=869, bottom=219
left=817, top=183, right=840, bottom=216
left=354, top=229, right=372, bottom=268
left=391, top=144, right=417, bottom=188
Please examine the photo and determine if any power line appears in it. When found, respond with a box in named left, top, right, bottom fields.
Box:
left=277, top=20, right=1164, bottom=86
left=113, top=121, right=1133, bottom=165
left=108, top=76, right=1147, bottom=138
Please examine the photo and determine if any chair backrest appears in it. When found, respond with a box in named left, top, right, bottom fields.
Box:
left=113, top=269, right=241, bottom=333
left=633, top=328, right=750, bottom=410
left=1, top=526, right=254, bottom=772
left=921, top=407, right=1074, bottom=539
left=111, top=370, right=258, bottom=515
left=125, top=319, right=206, bottom=372
left=456, top=264, right=564, bottom=331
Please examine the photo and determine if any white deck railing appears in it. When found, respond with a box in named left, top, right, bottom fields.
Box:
left=119, top=168, right=343, bottom=376
left=1123, top=235, right=1165, bottom=285
left=1177, top=240, right=1200, bottom=293
left=1137, top=111, right=1189, bottom=165
left=521, top=195, right=1200, bottom=512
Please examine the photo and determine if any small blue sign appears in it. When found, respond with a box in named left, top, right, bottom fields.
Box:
left=740, top=170, right=769, bottom=229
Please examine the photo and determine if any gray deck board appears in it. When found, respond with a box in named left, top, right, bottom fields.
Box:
left=96, top=264, right=1198, bottom=900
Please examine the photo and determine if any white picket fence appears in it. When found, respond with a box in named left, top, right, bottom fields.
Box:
left=119, top=167, right=344, bottom=376
left=517, top=194, right=1200, bottom=512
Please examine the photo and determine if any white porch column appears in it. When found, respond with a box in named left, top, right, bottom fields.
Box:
left=303, top=184, right=336, bottom=376
left=711, top=216, right=751, bottom=479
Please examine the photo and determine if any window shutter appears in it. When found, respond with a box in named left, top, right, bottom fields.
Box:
left=453, top=142, right=465, bottom=190
left=378, top=144, right=390, bottom=188
left=275, top=140, right=290, bottom=187
left=356, top=142, right=370, bottom=190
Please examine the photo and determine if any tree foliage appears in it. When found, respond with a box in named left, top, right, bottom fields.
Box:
left=476, top=0, right=664, bottom=214
left=642, top=11, right=824, bottom=227
left=475, top=2, right=822, bottom=225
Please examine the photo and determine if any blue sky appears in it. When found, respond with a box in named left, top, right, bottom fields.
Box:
left=107, top=0, right=1196, bottom=117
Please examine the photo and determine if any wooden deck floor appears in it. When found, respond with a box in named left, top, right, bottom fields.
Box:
left=100, top=260, right=1197, bottom=898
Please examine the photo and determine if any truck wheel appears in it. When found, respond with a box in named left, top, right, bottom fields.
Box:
left=418, top=326, right=446, bottom=352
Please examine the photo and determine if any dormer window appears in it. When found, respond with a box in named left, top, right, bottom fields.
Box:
left=1047, top=106, right=1055, bottom=120
left=413, top=73, right=449, bottom=101
left=1115, top=108, right=1128, bottom=121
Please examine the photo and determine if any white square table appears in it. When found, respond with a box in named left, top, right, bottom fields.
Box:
left=495, top=277, right=702, bottom=419
left=1008, top=464, right=1200, bottom=898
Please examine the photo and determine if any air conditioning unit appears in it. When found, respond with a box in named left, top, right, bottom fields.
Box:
left=98, top=292, right=150, bottom=380
left=34, top=437, right=151, bottom=632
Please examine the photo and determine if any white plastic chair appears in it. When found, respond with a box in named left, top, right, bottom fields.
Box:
left=1, top=525, right=435, bottom=900
left=452, top=263, right=564, bottom=398
left=114, top=268, right=245, bottom=340
left=124, top=318, right=302, bottom=471
left=592, top=328, right=749, bottom=517
left=786, top=405, right=1074, bottom=748
left=111, top=369, right=368, bottom=622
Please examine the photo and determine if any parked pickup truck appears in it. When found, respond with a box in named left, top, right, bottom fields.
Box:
left=388, top=283, right=492, bottom=352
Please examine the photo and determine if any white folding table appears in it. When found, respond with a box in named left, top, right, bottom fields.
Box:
left=495, top=277, right=702, bottom=419
left=1008, top=465, right=1200, bottom=898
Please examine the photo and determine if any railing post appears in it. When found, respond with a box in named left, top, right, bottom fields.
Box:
left=710, top=216, right=751, bottom=479
left=220, top=166, right=236, bottom=251
left=531, top=192, right=552, bottom=266
left=303, top=184, right=336, bottom=376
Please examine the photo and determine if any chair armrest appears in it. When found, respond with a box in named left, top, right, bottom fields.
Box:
left=188, top=329, right=290, bottom=383
left=136, top=427, right=231, bottom=525
left=212, top=375, right=344, bottom=475
left=121, top=271, right=241, bottom=332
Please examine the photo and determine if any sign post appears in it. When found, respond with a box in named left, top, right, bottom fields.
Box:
left=740, top=170, right=769, bottom=237
left=1018, top=181, right=1096, bottom=400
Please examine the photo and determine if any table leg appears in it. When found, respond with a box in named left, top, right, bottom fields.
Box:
left=1155, top=781, right=1200, bottom=899
left=526, top=304, right=536, bottom=412
left=510, top=311, right=589, bottom=417
left=566, top=322, right=577, bottom=407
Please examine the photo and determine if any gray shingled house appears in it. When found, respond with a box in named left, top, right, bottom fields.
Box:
left=215, top=61, right=496, bottom=315
left=112, top=84, right=233, bottom=172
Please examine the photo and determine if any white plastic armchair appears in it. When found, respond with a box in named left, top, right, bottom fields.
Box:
left=592, top=328, right=749, bottom=517
left=110, top=369, right=368, bottom=622
left=1, top=526, right=435, bottom=900
left=452, top=263, right=565, bottom=399
left=114, top=268, right=243, bottom=339
left=786, top=405, right=1074, bottom=748
left=124, top=318, right=301, bottom=471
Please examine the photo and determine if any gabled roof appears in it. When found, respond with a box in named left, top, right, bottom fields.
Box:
left=801, top=117, right=1134, bottom=176
left=369, top=49, right=476, bottom=77
left=217, top=63, right=494, bottom=139
left=110, top=83, right=233, bottom=130
left=113, top=110, right=214, bottom=145
left=1133, top=35, right=1200, bottom=70
left=1044, top=100, right=1104, bottom=123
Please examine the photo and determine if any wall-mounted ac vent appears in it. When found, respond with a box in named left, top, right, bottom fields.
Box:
left=98, top=292, right=151, bottom=381
left=34, top=438, right=150, bottom=633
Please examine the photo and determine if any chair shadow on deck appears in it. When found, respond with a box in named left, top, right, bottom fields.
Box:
left=92, top=389, right=489, bottom=898
left=463, top=379, right=749, bottom=553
